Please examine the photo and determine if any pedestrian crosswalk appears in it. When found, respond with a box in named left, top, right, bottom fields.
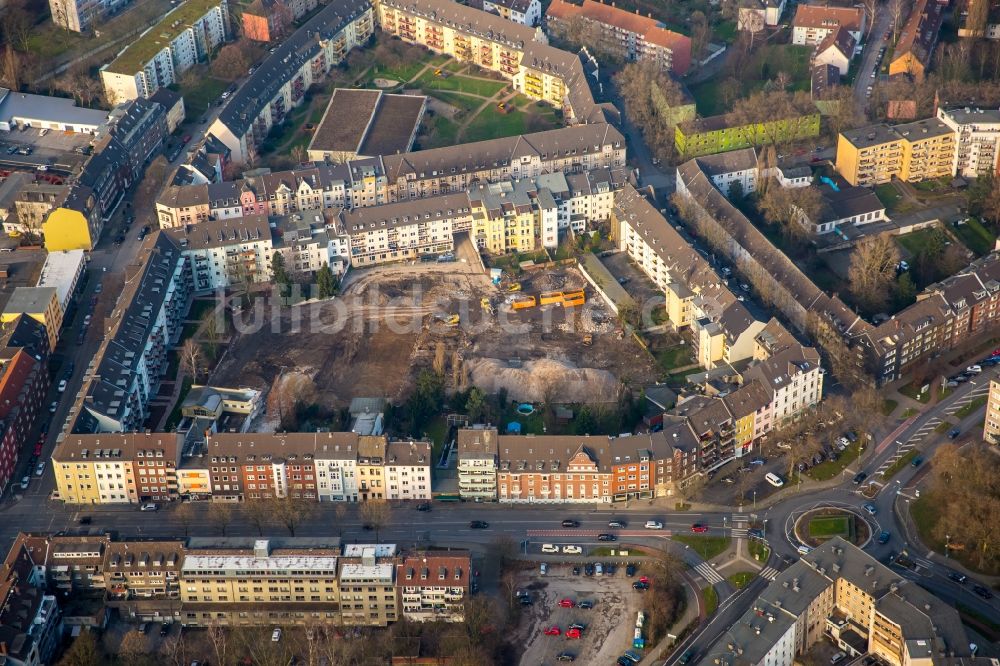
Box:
left=694, top=561, right=724, bottom=584
left=759, top=566, right=779, bottom=581
left=731, top=528, right=748, bottom=539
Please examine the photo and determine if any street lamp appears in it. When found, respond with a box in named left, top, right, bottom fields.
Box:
left=945, top=534, right=950, bottom=558
left=753, top=489, right=757, bottom=510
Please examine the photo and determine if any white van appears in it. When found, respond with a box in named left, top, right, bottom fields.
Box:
left=765, top=472, right=785, bottom=487
left=798, top=544, right=813, bottom=555
left=541, top=544, right=559, bottom=553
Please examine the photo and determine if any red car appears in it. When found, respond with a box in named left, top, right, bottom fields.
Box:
left=33, top=442, right=43, bottom=456
left=182, top=135, right=191, bottom=144
left=639, top=575, right=650, bottom=583
left=691, top=524, right=709, bottom=533
left=565, top=628, right=582, bottom=639
left=558, top=599, right=575, bottom=608
left=544, top=626, right=561, bottom=636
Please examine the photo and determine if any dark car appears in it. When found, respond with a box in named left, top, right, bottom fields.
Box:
left=597, top=533, right=617, bottom=542
left=748, top=528, right=765, bottom=539
left=159, top=623, right=170, bottom=637
left=877, top=531, right=890, bottom=545
left=571, top=566, right=580, bottom=576
left=679, top=650, right=697, bottom=665
left=853, top=471, right=868, bottom=485
left=469, top=520, right=489, bottom=529
left=415, top=502, right=431, bottom=511
left=973, top=585, right=994, bottom=599
left=584, top=563, right=595, bottom=576
left=632, top=581, right=650, bottom=591
left=78, top=516, right=91, bottom=525
left=555, top=653, right=575, bottom=662
left=578, top=600, right=593, bottom=609
left=617, top=658, right=632, bottom=666
left=605, top=563, right=617, bottom=575
left=948, top=428, right=960, bottom=439
left=911, top=456, right=923, bottom=467
left=518, top=595, right=533, bottom=606
left=625, top=563, right=636, bottom=577
left=948, top=572, right=968, bottom=584
left=561, top=519, right=579, bottom=528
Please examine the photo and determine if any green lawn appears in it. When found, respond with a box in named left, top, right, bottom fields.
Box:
left=748, top=540, right=770, bottom=562
left=426, top=90, right=484, bottom=115
left=807, top=515, right=851, bottom=538
left=955, top=395, right=988, bottom=419
left=656, top=345, right=694, bottom=373
left=881, top=399, right=898, bottom=416
left=163, top=377, right=194, bottom=432
left=881, top=449, right=918, bottom=480
left=464, top=107, right=533, bottom=143
left=688, top=45, right=812, bottom=116
left=418, top=115, right=460, bottom=150
left=702, top=585, right=719, bottom=616
left=896, top=228, right=942, bottom=256
left=806, top=443, right=861, bottom=481
left=954, top=218, right=995, bottom=256
left=671, top=535, right=731, bottom=561
left=727, top=571, right=755, bottom=589
left=910, top=493, right=944, bottom=551
left=875, top=183, right=903, bottom=210
left=174, top=72, right=227, bottom=118
left=416, top=71, right=508, bottom=97
left=369, top=54, right=448, bottom=86
left=899, top=381, right=932, bottom=403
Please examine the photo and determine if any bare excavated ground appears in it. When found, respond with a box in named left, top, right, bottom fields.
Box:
left=212, top=264, right=659, bottom=410
left=511, top=565, right=645, bottom=666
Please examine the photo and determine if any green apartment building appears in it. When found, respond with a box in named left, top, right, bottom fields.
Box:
left=675, top=112, right=821, bottom=158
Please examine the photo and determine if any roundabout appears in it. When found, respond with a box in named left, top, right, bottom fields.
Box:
left=784, top=501, right=875, bottom=550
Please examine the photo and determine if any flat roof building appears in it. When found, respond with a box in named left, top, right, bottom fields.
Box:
left=307, top=89, right=426, bottom=162
left=0, top=89, right=109, bottom=134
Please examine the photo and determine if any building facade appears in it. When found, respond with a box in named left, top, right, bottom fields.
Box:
left=937, top=106, right=1000, bottom=178
left=835, top=119, right=956, bottom=186
left=675, top=112, right=821, bottom=159
left=985, top=379, right=1000, bottom=444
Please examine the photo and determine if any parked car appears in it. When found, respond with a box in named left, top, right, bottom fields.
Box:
left=565, top=628, right=582, bottom=639
left=271, top=627, right=282, bottom=642
left=558, top=598, right=575, bottom=608
left=34, top=462, right=44, bottom=476
left=78, top=516, right=91, bottom=525
left=578, top=600, right=593, bottom=609
left=644, top=520, right=663, bottom=530
left=57, top=379, right=67, bottom=392
left=415, top=502, right=431, bottom=511
left=966, top=365, right=982, bottom=374
left=542, top=544, right=559, bottom=553
left=159, top=623, right=170, bottom=637
left=544, top=626, right=561, bottom=636
left=625, top=563, right=636, bottom=577
left=631, top=581, right=650, bottom=591
left=140, top=503, right=158, bottom=512
left=562, top=545, right=582, bottom=555
left=49, top=401, right=58, bottom=413
left=555, top=653, right=575, bottom=662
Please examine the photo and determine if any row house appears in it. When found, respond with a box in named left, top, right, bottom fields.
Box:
left=3, top=534, right=469, bottom=628
left=209, top=0, right=374, bottom=164
left=456, top=427, right=499, bottom=500
left=614, top=182, right=765, bottom=371
left=545, top=0, right=692, bottom=74
left=272, top=209, right=351, bottom=278
left=73, top=233, right=193, bottom=433
left=487, top=427, right=699, bottom=503
left=52, top=433, right=182, bottom=505
left=0, top=346, right=48, bottom=495
left=0, top=534, right=61, bottom=666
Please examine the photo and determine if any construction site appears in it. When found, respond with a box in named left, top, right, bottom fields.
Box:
left=211, top=257, right=661, bottom=423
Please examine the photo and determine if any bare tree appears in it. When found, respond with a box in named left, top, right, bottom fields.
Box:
left=207, top=620, right=230, bottom=666
left=290, top=145, right=306, bottom=164
left=118, top=630, right=147, bottom=666
left=180, top=338, right=203, bottom=383
left=0, top=46, right=22, bottom=92
left=208, top=502, right=234, bottom=536
left=211, top=43, right=251, bottom=81
left=848, top=235, right=901, bottom=314
left=888, top=0, right=906, bottom=43
left=359, top=499, right=391, bottom=541
left=174, top=502, right=195, bottom=536
left=272, top=495, right=318, bottom=536
left=244, top=498, right=272, bottom=536
left=334, top=502, right=348, bottom=537
left=160, top=632, right=189, bottom=666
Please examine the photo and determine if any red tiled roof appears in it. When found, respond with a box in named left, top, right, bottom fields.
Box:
left=793, top=5, right=864, bottom=32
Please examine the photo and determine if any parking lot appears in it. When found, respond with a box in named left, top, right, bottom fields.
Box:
left=514, top=563, right=647, bottom=666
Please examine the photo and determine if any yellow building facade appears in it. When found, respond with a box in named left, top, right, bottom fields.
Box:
left=1, top=287, right=63, bottom=350
left=836, top=118, right=957, bottom=186
left=42, top=204, right=101, bottom=251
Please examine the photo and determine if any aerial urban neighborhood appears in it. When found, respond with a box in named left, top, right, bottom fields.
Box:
left=0, top=0, right=998, bottom=663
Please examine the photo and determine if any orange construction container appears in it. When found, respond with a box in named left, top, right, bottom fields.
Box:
left=562, top=290, right=585, bottom=307
left=512, top=296, right=537, bottom=310
left=539, top=291, right=564, bottom=306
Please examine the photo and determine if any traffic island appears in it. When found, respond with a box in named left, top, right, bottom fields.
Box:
left=794, top=508, right=870, bottom=548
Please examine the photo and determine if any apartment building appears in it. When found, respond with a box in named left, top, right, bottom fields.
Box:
left=812, top=27, right=856, bottom=76
left=888, top=0, right=944, bottom=82
left=457, top=427, right=499, bottom=501
left=395, top=551, right=470, bottom=622
left=104, top=540, right=184, bottom=604
left=209, top=0, right=374, bottom=164
left=0, top=534, right=62, bottom=666
left=49, top=0, right=134, bottom=32
left=339, top=544, right=398, bottom=626
left=985, top=379, right=1000, bottom=444
left=835, top=119, right=955, bottom=186
left=614, top=182, right=764, bottom=371
left=482, top=0, right=541, bottom=25
left=101, top=0, right=230, bottom=104
left=163, top=215, right=274, bottom=293
left=383, top=440, right=432, bottom=500
left=675, top=111, right=821, bottom=159
left=702, top=538, right=971, bottom=666
left=744, top=343, right=823, bottom=424
left=545, top=0, right=692, bottom=75
left=0, top=348, right=48, bottom=496
left=937, top=106, right=1000, bottom=178
left=181, top=538, right=343, bottom=626
left=738, top=0, right=787, bottom=30
left=73, top=233, right=192, bottom=433
left=51, top=433, right=182, bottom=504
left=468, top=178, right=554, bottom=254
left=242, top=0, right=319, bottom=42
left=791, top=5, right=865, bottom=52
left=493, top=428, right=698, bottom=503
left=272, top=209, right=351, bottom=277
left=1, top=288, right=62, bottom=353
left=46, top=535, right=110, bottom=595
